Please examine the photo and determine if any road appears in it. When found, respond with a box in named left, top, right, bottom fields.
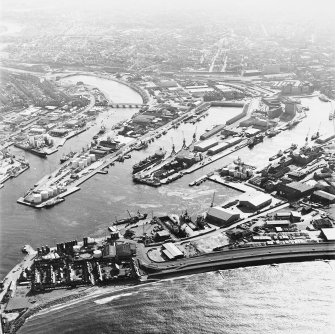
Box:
left=146, top=242, right=335, bottom=278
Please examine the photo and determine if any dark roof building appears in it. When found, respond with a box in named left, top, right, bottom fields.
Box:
left=278, top=181, right=314, bottom=200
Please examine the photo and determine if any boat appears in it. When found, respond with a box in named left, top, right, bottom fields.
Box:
left=114, top=212, right=148, bottom=225
left=329, top=112, right=333, bottom=120
left=319, top=94, right=330, bottom=102
left=287, top=119, right=300, bottom=129
left=134, top=141, right=148, bottom=151
left=311, top=132, right=320, bottom=141
left=247, top=134, right=264, bottom=148
left=124, top=154, right=131, bottom=159
left=132, top=148, right=166, bottom=174
left=266, top=128, right=279, bottom=138
left=98, top=125, right=106, bottom=134
left=60, top=151, right=76, bottom=164
left=269, top=149, right=283, bottom=161
left=14, top=143, right=47, bottom=158
left=44, top=197, right=64, bottom=208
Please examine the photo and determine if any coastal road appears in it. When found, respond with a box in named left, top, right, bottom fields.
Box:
left=145, top=242, right=335, bottom=278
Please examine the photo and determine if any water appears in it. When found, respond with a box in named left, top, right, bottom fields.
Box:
left=19, top=262, right=335, bottom=334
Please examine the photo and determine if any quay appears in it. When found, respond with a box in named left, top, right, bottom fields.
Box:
left=208, top=175, right=252, bottom=192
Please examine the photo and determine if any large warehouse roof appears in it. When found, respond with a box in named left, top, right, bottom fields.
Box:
left=207, top=207, right=240, bottom=222
left=321, top=228, right=335, bottom=241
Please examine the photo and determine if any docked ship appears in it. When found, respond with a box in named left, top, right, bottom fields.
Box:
left=287, top=119, right=300, bottom=129
left=269, top=149, right=283, bottom=161
left=114, top=211, right=148, bottom=225
left=311, top=131, right=320, bottom=141
left=98, top=125, right=106, bottom=135
left=14, top=143, right=47, bottom=158
left=266, top=128, right=280, bottom=138
left=99, top=137, right=120, bottom=150
left=247, top=134, right=264, bottom=148
left=60, top=151, right=76, bottom=164
left=132, top=148, right=166, bottom=174
left=319, top=94, right=330, bottom=102
left=134, top=141, right=148, bottom=151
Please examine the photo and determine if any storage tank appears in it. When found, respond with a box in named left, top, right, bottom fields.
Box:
left=93, top=250, right=102, bottom=258
left=40, top=190, right=49, bottom=200
left=33, top=193, right=42, bottom=204
left=89, top=154, right=96, bottom=162
left=72, top=159, right=79, bottom=168
left=52, top=186, right=58, bottom=196
left=47, top=188, right=54, bottom=198
left=78, top=161, right=84, bottom=169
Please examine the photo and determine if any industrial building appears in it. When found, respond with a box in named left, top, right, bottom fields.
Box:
left=206, top=206, right=240, bottom=227
left=238, top=192, right=272, bottom=211
left=208, top=138, right=242, bottom=155
left=311, top=190, right=335, bottom=205
left=320, top=228, right=335, bottom=241
left=277, top=181, right=314, bottom=200
left=193, top=138, right=218, bottom=152
left=200, top=125, right=226, bottom=140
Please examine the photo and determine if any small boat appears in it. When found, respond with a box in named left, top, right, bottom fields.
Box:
left=124, top=154, right=131, bottom=159
left=270, top=263, right=279, bottom=267
left=319, top=94, right=330, bottom=102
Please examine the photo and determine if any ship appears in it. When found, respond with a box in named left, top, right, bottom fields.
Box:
left=287, top=119, right=300, bottom=129
left=311, top=131, right=320, bottom=141
left=247, top=134, right=264, bottom=148
left=132, top=148, right=166, bottom=174
left=99, top=137, right=120, bottom=150
left=60, top=151, right=76, bottom=164
left=329, top=112, right=333, bottom=120
left=319, top=94, right=330, bottom=102
left=14, top=143, right=47, bottom=158
left=98, top=125, right=106, bottom=135
left=44, top=197, right=64, bottom=208
left=266, top=128, right=280, bottom=138
left=114, top=211, right=148, bottom=225
left=269, top=149, right=283, bottom=161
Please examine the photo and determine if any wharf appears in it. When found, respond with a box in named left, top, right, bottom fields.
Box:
left=184, top=140, right=248, bottom=174
left=208, top=175, right=252, bottom=193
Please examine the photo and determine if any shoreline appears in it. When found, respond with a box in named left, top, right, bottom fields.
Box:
left=5, top=248, right=335, bottom=333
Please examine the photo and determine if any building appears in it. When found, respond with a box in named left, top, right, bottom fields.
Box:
left=266, top=220, right=291, bottom=227
left=239, top=192, right=272, bottom=211
left=277, top=181, right=314, bottom=200
left=311, top=190, right=335, bottom=205
left=162, top=242, right=184, bottom=260
left=207, top=207, right=240, bottom=227
left=116, top=243, right=136, bottom=259
left=155, top=230, right=170, bottom=241
left=194, top=138, right=218, bottom=152
left=320, top=228, right=335, bottom=241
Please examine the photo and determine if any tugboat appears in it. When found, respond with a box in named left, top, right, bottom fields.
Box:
left=132, top=148, right=166, bottom=174
left=98, top=125, right=106, bottom=135
left=134, top=141, right=148, bottom=151
left=247, top=134, right=264, bottom=148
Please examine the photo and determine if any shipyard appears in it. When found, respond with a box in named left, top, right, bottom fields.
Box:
left=1, top=1, right=335, bottom=333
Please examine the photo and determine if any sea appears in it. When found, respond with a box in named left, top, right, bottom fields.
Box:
left=1, top=75, right=334, bottom=333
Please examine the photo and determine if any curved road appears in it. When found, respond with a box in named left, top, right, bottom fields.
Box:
left=145, top=242, right=335, bottom=278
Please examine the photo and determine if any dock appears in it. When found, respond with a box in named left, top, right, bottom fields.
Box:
left=208, top=175, right=253, bottom=193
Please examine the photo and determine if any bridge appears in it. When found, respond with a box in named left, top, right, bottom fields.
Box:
left=109, top=103, right=143, bottom=108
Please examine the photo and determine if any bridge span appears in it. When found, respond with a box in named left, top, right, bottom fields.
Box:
left=109, top=103, right=143, bottom=108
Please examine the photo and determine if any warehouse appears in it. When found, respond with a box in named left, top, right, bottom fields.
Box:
left=277, top=181, right=314, bottom=200
left=208, top=138, right=242, bottom=155
left=320, top=228, right=335, bottom=241
left=200, top=125, right=226, bottom=140
left=194, top=138, right=218, bottom=152
left=239, top=192, right=272, bottom=211
left=207, top=206, right=240, bottom=227
left=162, top=242, right=184, bottom=259
left=311, top=190, right=335, bottom=205
left=266, top=220, right=291, bottom=227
